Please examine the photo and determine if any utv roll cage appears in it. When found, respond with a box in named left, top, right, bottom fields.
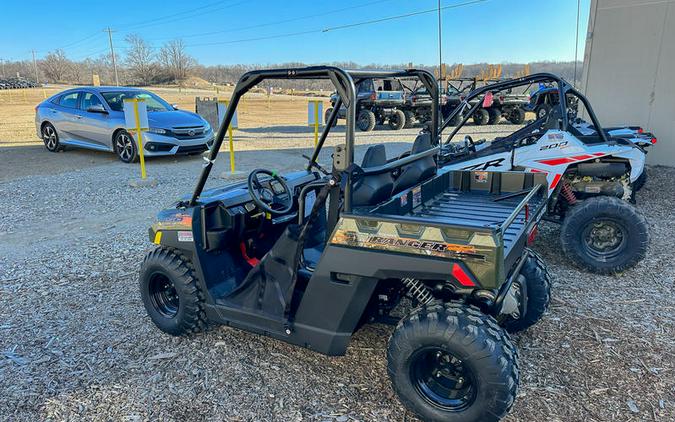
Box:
left=189, top=66, right=439, bottom=211
left=439, top=73, right=611, bottom=145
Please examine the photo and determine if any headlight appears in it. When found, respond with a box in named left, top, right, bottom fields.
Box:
left=203, top=121, right=212, bottom=132
left=148, top=127, right=167, bottom=135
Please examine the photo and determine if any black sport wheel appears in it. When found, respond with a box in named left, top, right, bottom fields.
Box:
left=561, top=196, right=649, bottom=274
left=42, top=123, right=61, bottom=152
left=388, top=109, right=406, bottom=130
left=535, top=104, right=551, bottom=120
left=140, top=247, right=208, bottom=336
left=403, top=110, right=415, bottom=128
left=114, top=130, right=138, bottom=163
left=500, top=248, right=552, bottom=333
left=388, top=303, right=519, bottom=422
left=487, top=107, right=502, bottom=125
left=357, top=109, right=376, bottom=132
left=324, top=107, right=337, bottom=127
left=633, top=171, right=647, bottom=192
left=472, top=108, right=489, bottom=126
left=508, top=107, right=526, bottom=124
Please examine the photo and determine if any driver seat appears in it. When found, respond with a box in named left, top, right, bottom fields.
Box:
left=352, top=144, right=394, bottom=207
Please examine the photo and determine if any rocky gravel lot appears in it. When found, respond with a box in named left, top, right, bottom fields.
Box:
left=0, top=126, right=673, bottom=421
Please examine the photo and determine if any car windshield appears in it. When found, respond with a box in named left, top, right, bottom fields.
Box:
left=101, top=91, right=172, bottom=112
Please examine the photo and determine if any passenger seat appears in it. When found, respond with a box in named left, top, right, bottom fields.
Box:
left=392, top=133, right=436, bottom=194
left=352, top=144, right=394, bottom=207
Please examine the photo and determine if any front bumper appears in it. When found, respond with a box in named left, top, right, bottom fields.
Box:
left=141, top=131, right=214, bottom=156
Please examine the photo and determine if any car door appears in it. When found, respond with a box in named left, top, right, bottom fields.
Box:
left=74, top=91, right=113, bottom=150
left=50, top=91, right=82, bottom=141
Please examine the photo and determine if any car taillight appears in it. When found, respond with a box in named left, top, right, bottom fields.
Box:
left=451, top=263, right=476, bottom=287
left=651, top=137, right=657, bottom=144
left=637, top=127, right=644, bottom=133
left=370, top=92, right=376, bottom=101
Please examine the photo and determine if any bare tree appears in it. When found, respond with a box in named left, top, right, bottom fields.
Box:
left=125, top=34, right=160, bottom=85
left=40, top=49, right=71, bottom=83
left=158, top=39, right=195, bottom=81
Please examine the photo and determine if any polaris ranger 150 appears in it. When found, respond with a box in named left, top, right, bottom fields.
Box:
left=140, top=67, right=552, bottom=422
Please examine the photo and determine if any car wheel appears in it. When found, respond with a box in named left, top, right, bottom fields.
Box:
left=42, top=123, right=62, bottom=152
left=472, top=109, right=489, bottom=126
left=388, top=109, right=406, bottom=130
left=535, top=105, right=551, bottom=120
left=357, top=109, right=376, bottom=132
left=487, top=107, right=502, bottom=125
left=114, top=130, right=138, bottom=163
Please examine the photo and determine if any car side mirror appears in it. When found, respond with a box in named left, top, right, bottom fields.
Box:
left=172, top=104, right=179, bottom=110
left=87, top=104, right=108, bottom=114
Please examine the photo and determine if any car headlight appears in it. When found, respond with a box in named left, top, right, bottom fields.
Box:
left=203, top=121, right=212, bottom=132
left=148, top=127, right=167, bottom=135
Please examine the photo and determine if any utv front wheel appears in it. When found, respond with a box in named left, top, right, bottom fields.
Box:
left=388, top=303, right=518, bottom=422
left=403, top=110, right=415, bottom=128
left=140, top=247, right=208, bottom=336
left=561, top=196, right=649, bottom=274
left=508, top=107, right=526, bottom=124
left=500, top=248, right=552, bottom=333
left=388, top=109, right=406, bottom=130
left=472, top=108, right=489, bottom=126
left=357, top=109, right=376, bottom=131
left=487, top=107, right=502, bottom=125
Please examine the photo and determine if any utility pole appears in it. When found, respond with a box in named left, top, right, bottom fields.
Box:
left=105, top=27, right=120, bottom=86
left=437, top=0, right=443, bottom=81
left=31, top=50, right=40, bottom=84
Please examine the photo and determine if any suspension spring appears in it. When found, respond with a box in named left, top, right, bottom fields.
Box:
left=560, top=180, right=577, bottom=205
left=401, top=278, right=434, bottom=305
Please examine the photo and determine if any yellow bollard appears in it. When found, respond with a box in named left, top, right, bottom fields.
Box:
left=22, top=89, right=27, bottom=102
left=133, top=100, right=148, bottom=179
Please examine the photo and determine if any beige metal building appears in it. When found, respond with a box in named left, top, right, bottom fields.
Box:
left=581, top=0, right=675, bottom=166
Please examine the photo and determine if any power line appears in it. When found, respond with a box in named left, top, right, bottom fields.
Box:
left=323, top=0, right=487, bottom=32
left=118, top=0, right=245, bottom=33
left=142, top=0, right=393, bottom=43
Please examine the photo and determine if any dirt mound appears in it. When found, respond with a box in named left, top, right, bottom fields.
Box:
left=180, top=76, right=213, bottom=89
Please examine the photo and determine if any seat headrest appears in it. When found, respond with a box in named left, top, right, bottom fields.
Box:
left=361, top=144, right=387, bottom=167
left=411, top=133, right=432, bottom=153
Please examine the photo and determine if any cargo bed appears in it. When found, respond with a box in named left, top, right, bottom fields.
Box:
left=361, top=170, right=548, bottom=285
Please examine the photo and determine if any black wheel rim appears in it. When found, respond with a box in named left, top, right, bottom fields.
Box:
left=410, top=348, right=477, bottom=411
left=581, top=218, right=627, bottom=260
left=538, top=108, right=547, bottom=118
left=148, top=273, right=179, bottom=318
left=358, top=113, right=369, bottom=129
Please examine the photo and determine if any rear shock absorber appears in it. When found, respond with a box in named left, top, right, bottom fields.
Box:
left=560, top=180, right=577, bottom=205
left=401, top=278, right=434, bottom=305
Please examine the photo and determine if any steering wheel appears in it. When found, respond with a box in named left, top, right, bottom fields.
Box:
left=247, top=169, right=293, bottom=215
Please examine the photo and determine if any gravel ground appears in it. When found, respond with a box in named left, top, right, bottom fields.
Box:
left=0, top=126, right=673, bottom=421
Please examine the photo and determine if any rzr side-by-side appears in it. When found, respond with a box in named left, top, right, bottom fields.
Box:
left=139, top=67, right=553, bottom=422
left=437, top=73, right=649, bottom=274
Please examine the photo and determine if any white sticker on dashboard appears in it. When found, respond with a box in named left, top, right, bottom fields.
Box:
left=178, top=231, right=194, bottom=242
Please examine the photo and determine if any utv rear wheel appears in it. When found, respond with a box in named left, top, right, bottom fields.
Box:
left=324, top=107, right=337, bottom=127
left=140, top=247, right=208, bottom=336
left=633, top=171, right=647, bottom=192
left=501, top=249, right=551, bottom=333
left=472, top=108, right=489, bottom=126
left=403, top=110, right=415, bottom=128
left=487, top=107, right=502, bottom=125
left=508, top=107, right=526, bottom=124
left=388, top=303, right=518, bottom=422
left=535, top=104, right=551, bottom=120
left=357, top=109, right=376, bottom=131
left=388, top=109, right=406, bottom=130
left=561, top=196, right=649, bottom=274
left=114, top=130, right=138, bottom=163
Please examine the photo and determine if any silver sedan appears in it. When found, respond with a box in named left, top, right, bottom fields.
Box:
left=35, top=87, right=214, bottom=162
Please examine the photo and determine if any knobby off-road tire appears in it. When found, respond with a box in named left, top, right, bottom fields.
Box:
left=501, top=248, right=552, bottom=333
left=388, top=303, right=519, bottom=422
left=472, top=108, right=490, bottom=126
left=633, top=171, right=647, bottom=192
left=487, top=107, right=502, bottom=125
left=388, top=109, right=406, bottom=130
left=324, top=107, right=337, bottom=127
left=140, top=247, right=208, bottom=336
left=561, top=196, right=649, bottom=274
left=508, top=107, right=526, bottom=124
left=403, top=110, right=415, bottom=128
left=535, top=104, right=551, bottom=120
left=357, top=109, right=376, bottom=132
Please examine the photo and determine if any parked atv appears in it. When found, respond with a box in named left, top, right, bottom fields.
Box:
left=326, top=77, right=406, bottom=131
left=442, top=77, right=528, bottom=125
left=437, top=73, right=649, bottom=274
left=140, top=67, right=552, bottom=422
